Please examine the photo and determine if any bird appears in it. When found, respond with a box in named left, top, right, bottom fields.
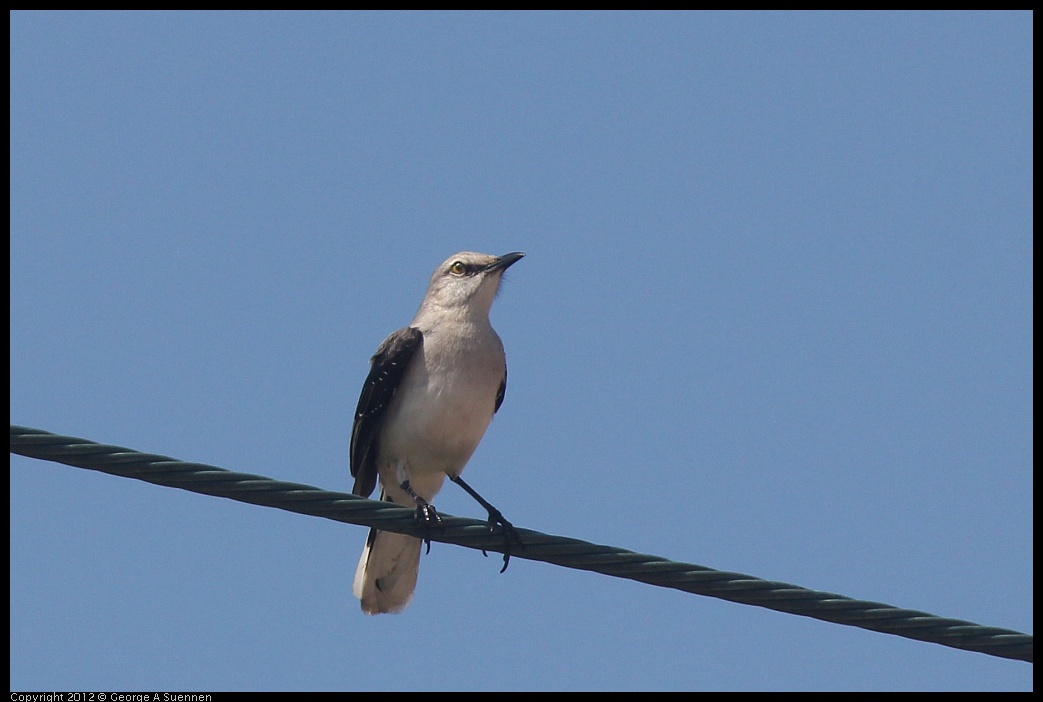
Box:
left=350, top=251, right=524, bottom=614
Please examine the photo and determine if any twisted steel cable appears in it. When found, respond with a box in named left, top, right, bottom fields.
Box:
left=10, top=424, right=1032, bottom=663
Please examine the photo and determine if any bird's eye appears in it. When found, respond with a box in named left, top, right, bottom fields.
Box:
left=450, top=261, right=467, bottom=275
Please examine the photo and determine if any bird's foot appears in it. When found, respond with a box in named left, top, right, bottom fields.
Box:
left=483, top=508, right=523, bottom=574
left=414, top=501, right=443, bottom=555
left=403, top=480, right=442, bottom=554
left=448, top=475, right=523, bottom=573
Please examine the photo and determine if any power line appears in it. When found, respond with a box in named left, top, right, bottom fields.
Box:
left=10, top=424, right=1032, bottom=664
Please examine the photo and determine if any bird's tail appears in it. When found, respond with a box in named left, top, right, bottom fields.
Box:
left=353, top=522, right=423, bottom=615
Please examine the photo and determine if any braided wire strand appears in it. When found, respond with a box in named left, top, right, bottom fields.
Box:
left=10, top=424, right=1032, bottom=663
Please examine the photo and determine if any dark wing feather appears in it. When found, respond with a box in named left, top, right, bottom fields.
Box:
left=349, top=326, right=423, bottom=497
left=494, top=363, right=507, bottom=414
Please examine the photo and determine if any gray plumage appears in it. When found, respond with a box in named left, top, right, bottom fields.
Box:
left=350, top=251, right=523, bottom=614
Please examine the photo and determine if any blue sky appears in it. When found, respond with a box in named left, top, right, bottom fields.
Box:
left=10, top=11, right=1031, bottom=691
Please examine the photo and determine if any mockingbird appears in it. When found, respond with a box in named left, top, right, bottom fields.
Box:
left=350, top=251, right=524, bottom=614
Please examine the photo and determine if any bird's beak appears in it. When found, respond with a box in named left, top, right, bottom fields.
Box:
left=489, top=252, right=525, bottom=273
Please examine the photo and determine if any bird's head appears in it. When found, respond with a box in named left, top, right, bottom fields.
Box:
left=418, top=251, right=524, bottom=321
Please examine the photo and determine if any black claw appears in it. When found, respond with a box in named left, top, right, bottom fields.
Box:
left=414, top=502, right=441, bottom=525
left=403, top=479, right=443, bottom=554
left=413, top=502, right=442, bottom=555
left=448, top=475, right=522, bottom=573
left=485, top=509, right=522, bottom=573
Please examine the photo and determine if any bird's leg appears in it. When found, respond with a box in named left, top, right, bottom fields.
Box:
left=401, top=479, right=441, bottom=554
left=450, top=475, right=522, bottom=573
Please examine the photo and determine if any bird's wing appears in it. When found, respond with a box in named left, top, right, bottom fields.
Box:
left=350, top=326, right=423, bottom=497
left=494, top=363, right=507, bottom=414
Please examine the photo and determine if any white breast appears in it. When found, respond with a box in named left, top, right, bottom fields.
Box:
left=377, top=325, right=505, bottom=501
